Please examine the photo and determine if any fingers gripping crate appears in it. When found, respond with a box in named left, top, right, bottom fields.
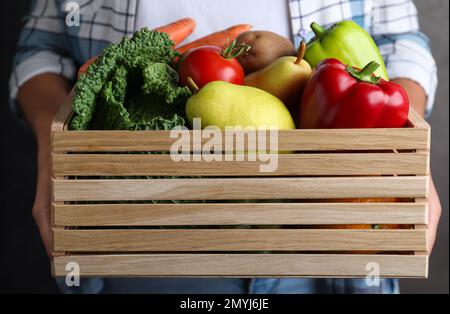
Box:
left=51, top=92, right=430, bottom=278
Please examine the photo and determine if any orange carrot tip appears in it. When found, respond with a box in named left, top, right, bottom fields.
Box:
left=176, top=24, right=253, bottom=54
left=154, top=18, right=197, bottom=46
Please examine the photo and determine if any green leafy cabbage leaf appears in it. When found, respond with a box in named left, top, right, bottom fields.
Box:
left=71, top=28, right=191, bottom=131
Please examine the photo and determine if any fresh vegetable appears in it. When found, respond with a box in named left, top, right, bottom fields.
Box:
left=176, top=24, right=252, bottom=54
left=154, top=17, right=196, bottom=46
left=305, top=20, right=389, bottom=80
left=77, top=18, right=196, bottom=77
left=178, top=40, right=250, bottom=89
left=303, top=197, right=411, bottom=254
left=245, top=41, right=312, bottom=124
left=71, top=28, right=191, bottom=131
left=307, top=224, right=411, bottom=229
left=300, top=58, right=409, bottom=129
left=307, top=197, right=411, bottom=254
left=186, top=80, right=295, bottom=130
left=235, top=31, right=296, bottom=74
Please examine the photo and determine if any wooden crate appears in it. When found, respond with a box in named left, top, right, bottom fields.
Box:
left=51, top=92, right=430, bottom=278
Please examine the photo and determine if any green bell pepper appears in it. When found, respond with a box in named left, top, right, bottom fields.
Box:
left=305, top=20, right=389, bottom=80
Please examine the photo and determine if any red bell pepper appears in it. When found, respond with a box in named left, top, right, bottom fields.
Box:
left=300, top=58, right=409, bottom=129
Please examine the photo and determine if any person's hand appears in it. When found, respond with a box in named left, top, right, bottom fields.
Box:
left=391, top=79, right=441, bottom=254
left=427, top=176, right=441, bottom=253
left=18, top=74, right=72, bottom=257
left=32, top=131, right=53, bottom=256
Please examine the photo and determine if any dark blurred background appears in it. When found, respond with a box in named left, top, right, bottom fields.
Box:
left=0, top=1, right=448, bottom=293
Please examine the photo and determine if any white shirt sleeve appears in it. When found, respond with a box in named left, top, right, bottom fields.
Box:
left=370, top=0, right=438, bottom=116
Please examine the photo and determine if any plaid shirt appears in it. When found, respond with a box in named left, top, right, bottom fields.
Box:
left=10, top=0, right=438, bottom=116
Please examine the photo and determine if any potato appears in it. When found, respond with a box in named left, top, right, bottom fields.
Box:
left=235, top=31, right=296, bottom=75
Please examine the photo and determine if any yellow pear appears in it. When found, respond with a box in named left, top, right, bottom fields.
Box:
left=245, top=42, right=312, bottom=123
left=186, top=81, right=295, bottom=130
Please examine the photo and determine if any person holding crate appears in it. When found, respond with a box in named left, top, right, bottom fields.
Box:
left=10, top=0, right=441, bottom=294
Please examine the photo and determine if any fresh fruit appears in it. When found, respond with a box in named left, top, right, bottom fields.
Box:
left=235, top=31, right=296, bottom=74
left=186, top=81, right=295, bottom=130
left=244, top=41, right=312, bottom=124
left=300, top=59, right=409, bottom=129
left=178, top=40, right=250, bottom=89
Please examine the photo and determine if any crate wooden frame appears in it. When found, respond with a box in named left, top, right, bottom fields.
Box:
left=51, top=91, right=430, bottom=278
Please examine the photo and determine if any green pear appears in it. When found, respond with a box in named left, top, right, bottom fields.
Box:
left=186, top=81, right=295, bottom=130
left=245, top=41, right=312, bottom=121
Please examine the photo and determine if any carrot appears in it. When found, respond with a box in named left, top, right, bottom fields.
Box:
left=154, top=17, right=196, bottom=46
left=175, top=24, right=253, bottom=55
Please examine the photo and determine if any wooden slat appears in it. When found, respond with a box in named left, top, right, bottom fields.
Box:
left=52, top=153, right=429, bottom=176
left=52, top=254, right=428, bottom=278
left=414, top=197, right=429, bottom=262
left=51, top=117, right=69, bottom=254
left=408, top=108, right=431, bottom=154
left=52, top=128, right=429, bottom=153
left=53, top=229, right=427, bottom=252
left=51, top=90, right=74, bottom=132
left=408, top=107, right=431, bottom=130
left=53, top=176, right=428, bottom=201
left=53, top=202, right=427, bottom=227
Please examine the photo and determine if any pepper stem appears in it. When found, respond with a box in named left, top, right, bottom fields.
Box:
left=359, top=61, right=381, bottom=79
left=186, top=77, right=200, bottom=93
left=222, top=39, right=251, bottom=59
left=294, top=41, right=307, bottom=65
left=346, top=61, right=381, bottom=84
left=310, top=22, right=327, bottom=40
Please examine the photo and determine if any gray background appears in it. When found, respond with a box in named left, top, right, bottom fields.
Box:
left=400, top=0, right=449, bottom=294
left=0, top=0, right=448, bottom=293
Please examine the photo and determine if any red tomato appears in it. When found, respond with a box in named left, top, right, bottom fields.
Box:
left=178, top=45, right=246, bottom=89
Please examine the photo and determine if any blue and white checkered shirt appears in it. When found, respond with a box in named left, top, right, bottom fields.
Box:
left=10, top=0, right=438, bottom=116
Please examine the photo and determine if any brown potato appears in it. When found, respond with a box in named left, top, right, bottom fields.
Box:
left=235, top=31, right=296, bottom=75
